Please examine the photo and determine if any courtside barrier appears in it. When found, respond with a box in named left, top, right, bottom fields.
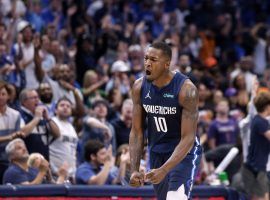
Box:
left=0, top=185, right=244, bottom=199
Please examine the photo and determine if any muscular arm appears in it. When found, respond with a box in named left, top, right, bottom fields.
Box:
left=161, top=80, right=198, bottom=172
left=129, top=78, right=145, bottom=173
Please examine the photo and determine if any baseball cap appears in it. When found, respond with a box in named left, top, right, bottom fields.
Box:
left=111, top=60, right=130, bottom=73
left=17, top=20, right=31, bottom=33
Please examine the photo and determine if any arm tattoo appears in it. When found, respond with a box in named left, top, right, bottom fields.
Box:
left=182, top=109, right=198, bottom=120
left=182, top=85, right=199, bottom=120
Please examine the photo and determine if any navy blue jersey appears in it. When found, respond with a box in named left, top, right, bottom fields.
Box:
left=246, top=115, right=270, bottom=171
left=141, top=72, right=188, bottom=153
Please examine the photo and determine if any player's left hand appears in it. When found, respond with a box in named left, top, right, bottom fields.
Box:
left=145, top=167, right=167, bottom=184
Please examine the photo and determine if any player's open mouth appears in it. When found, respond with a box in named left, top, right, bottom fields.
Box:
left=146, top=70, right=151, bottom=75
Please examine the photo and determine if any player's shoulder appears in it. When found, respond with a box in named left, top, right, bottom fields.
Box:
left=181, top=79, right=197, bottom=90
left=131, top=77, right=144, bottom=103
left=179, top=79, right=198, bottom=105
left=132, top=77, right=144, bottom=92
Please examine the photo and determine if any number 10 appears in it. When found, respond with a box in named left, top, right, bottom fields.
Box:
left=153, top=117, right=168, bottom=132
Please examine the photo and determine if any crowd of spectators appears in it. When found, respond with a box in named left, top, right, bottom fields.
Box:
left=0, top=0, right=270, bottom=198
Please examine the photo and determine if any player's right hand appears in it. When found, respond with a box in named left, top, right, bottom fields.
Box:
left=129, top=171, right=144, bottom=187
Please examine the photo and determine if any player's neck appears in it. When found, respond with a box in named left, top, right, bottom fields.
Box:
left=152, top=70, right=175, bottom=88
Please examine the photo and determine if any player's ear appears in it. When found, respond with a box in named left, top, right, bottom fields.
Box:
left=165, top=59, right=171, bottom=69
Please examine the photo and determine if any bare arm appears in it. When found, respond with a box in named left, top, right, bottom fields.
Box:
left=208, top=138, right=216, bottom=150
left=20, top=117, right=41, bottom=137
left=21, top=171, right=47, bottom=185
left=21, top=159, right=49, bottom=185
left=264, top=130, right=270, bottom=141
left=47, top=120, right=60, bottom=138
left=129, top=78, right=145, bottom=173
left=72, top=89, right=85, bottom=118
left=88, top=159, right=111, bottom=185
left=82, top=76, right=108, bottom=97
left=87, top=117, right=110, bottom=130
left=0, top=131, right=25, bottom=143
left=161, top=80, right=198, bottom=173
left=33, top=33, right=47, bottom=83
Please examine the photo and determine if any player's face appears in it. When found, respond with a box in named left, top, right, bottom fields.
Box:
left=144, top=47, right=169, bottom=81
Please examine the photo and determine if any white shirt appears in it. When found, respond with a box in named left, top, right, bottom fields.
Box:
left=14, top=43, right=39, bottom=89
left=49, top=116, right=78, bottom=178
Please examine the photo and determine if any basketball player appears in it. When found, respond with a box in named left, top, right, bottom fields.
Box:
left=129, top=42, right=202, bottom=200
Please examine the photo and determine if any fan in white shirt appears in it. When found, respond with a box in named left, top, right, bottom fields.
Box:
left=49, top=97, right=78, bottom=182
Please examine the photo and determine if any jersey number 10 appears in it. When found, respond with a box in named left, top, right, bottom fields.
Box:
left=153, top=117, right=168, bottom=133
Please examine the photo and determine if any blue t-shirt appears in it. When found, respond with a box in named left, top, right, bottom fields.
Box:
left=207, top=118, right=239, bottom=146
left=3, top=164, right=38, bottom=184
left=246, top=115, right=270, bottom=171
left=141, top=72, right=189, bottom=153
left=75, top=162, right=113, bottom=185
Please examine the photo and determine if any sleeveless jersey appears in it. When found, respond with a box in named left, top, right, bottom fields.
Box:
left=141, top=72, right=188, bottom=153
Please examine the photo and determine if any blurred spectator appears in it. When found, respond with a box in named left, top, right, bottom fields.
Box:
left=110, top=144, right=147, bottom=185
left=12, top=20, right=39, bottom=89
left=48, top=39, right=64, bottom=64
left=110, top=144, right=130, bottom=185
left=128, top=44, right=144, bottom=81
left=111, top=98, right=133, bottom=148
left=250, top=23, right=268, bottom=76
left=25, top=0, right=45, bottom=33
left=39, top=34, right=56, bottom=76
left=199, top=28, right=216, bottom=63
left=105, top=60, right=131, bottom=97
left=230, top=56, right=256, bottom=94
left=3, top=138, right=49, bottom=184
left=75, top=34, right=97, bottom=85
left=0, top=42, right=16, bottom=83
left=107, top=86, right=125, bottom=114
left=76, top=140, right=124, bottom=185
left=81, top=70, right=108, bottom=108
left=50, top=97, right=78, bottom=182
left=28, top=152, right=68, bottom=184
left=19, top=88, right=60, bottom=160
left=177, top=53, right=198, bottom=85
left=0, top=80, right=25, bottom=183
left=6, top=83, right=20, bottom=110
left=35, top=46, right=85, bottom=117
left=232, top=73, right=249, bottom=114
left=242, top=91, right=270, bottom=199
left=37, top=82, right=55, bottom=117
left=198, top=83, right=214, bottom=112
left=231, top=76, right=259, bottom=191
left=182, top=23, right=202, bottom=59
left=80, top=99, right=115, bottom=163
left=41, top=0, right=65, bottom=31
left=207, top=99, right=240, bottom=149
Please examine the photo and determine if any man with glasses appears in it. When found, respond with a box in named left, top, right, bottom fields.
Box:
left=19, top=88, right=60, bottom=161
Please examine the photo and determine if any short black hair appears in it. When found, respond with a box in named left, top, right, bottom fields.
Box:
left=84, top=140, right=105, bottom=161
left=149, top=42, right=172, bottom=60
